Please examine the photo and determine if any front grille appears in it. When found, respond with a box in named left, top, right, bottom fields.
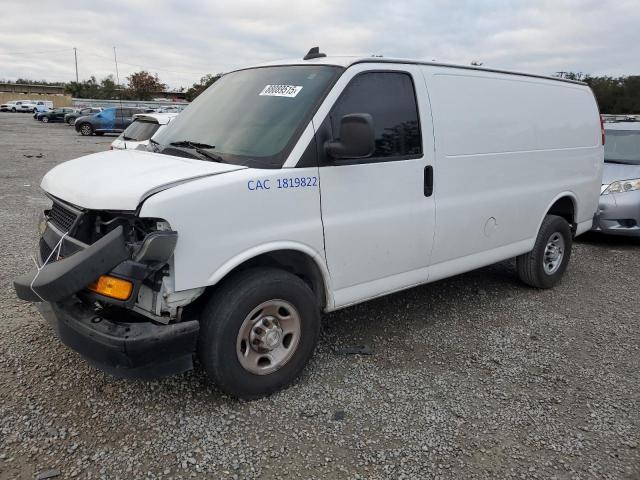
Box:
left=49, top=202, right=79, bottom=232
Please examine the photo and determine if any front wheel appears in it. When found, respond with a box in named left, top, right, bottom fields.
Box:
left=198, top=268, right=321, bottom=400
left=78, top=123, right=93, bottom=136
left=41, top=116, right=49, bottom=123
left=67, top=117, right=75, bottom=126
left=517, top=215, right=572, bottom=289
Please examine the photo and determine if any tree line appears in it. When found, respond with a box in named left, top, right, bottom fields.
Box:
left=1, top=71, right=221, bottom=102
left=555, top=73, right=639, bottom=114
left=3, top=71, right=638, bottom=112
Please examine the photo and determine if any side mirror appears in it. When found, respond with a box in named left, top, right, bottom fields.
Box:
left=324, top=113, right=375, bottom=160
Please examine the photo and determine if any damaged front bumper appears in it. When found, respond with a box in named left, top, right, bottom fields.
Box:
left=13, top=201, right=197, bottom=378
left=38, top=299, right=199, bottom=378
left=14, top=225, right=130, bottom=303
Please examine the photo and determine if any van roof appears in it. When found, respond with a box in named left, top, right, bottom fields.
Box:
left=245, top=55, right=587, bottom=86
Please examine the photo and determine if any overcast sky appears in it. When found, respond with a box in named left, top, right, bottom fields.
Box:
left=1, top=0, right=639, bottom=89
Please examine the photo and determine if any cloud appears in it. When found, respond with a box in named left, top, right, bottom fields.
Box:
left=0, top=0, right=638, bottom=89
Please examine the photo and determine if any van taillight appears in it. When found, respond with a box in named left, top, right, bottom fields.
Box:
left=600, top=115, right=605, bottom=145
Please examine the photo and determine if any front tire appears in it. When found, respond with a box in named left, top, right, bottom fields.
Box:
left=198, top=268, right=321, bottom=400
left=517, top=215, right=572, bottom=289
left=78, top=123, right=93, bottom=136
left=67, top=117, right=75, bottom=126
left=41, top=116, right=49, bottom=123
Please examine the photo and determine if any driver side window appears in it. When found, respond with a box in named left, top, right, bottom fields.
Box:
left=328, top=71, right=422, bottom=162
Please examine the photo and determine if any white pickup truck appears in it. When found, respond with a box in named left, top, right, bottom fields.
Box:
left=14, top=48, right=603, bottom=399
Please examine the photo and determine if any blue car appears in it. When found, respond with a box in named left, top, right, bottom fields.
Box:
left=74, top=107, right=149, bottom=136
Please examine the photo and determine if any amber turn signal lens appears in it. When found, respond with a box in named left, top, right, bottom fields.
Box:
left=87, top=275, right=133, bottom=301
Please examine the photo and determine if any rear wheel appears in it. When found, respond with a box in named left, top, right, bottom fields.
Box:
left=67, top=117, right=75, bottom=126
left=517, top=215, right=572, bottom=289
left=41, top=116, right=49, bottom=123
left=79, top=123, right=93, bottom=136
left=198, top=268, right=321, bottom=399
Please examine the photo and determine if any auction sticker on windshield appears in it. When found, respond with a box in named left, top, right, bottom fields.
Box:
left=259, top=84, right=303, bottom=98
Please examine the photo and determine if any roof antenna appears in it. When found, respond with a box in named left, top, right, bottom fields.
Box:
left=304, top=47, right=326, bottom=60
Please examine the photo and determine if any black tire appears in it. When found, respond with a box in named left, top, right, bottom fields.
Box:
left=67, top=117, right=75, bottom=126
left=517, top=215, right=572, bottom=289
left=198, top=267, right=321, bottom=400
left=11, top=108, right=16, bottom=113
left=78, top=123, right=93, bottom=136
left=41, top=116, right=49, bottom=123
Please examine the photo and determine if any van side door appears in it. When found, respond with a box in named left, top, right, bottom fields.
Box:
left=315, top=64, right=436, bottom=307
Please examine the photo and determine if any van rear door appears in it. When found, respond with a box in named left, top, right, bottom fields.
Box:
left=316, top=64, right=436, bottom=307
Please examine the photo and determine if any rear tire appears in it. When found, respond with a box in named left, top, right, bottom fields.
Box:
left=198, top=268, right=321, bottom=400
left=67, top=117, right=75, bottom=126
left=517, top=215, right=572, bottom=289
left=79, top=123, right=93, bottom=136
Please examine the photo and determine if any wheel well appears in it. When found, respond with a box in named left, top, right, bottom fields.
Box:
left=547, top=196, right=576, bottom=230
left=206, top=250, right=327, bottom=309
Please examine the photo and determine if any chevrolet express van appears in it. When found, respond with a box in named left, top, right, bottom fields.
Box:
left=14, top=49, right=604, bottom=399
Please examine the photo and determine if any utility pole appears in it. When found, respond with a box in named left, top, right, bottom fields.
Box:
left=113, top=46, right=120, bottom=86
left=73, top=47, right=78, bottom=83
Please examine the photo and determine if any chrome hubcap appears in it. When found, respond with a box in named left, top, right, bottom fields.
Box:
left=81, top=125, right=90, bottom=134
left=236, top=300, right=301, bottom=375
left=543, top=232, right=565, bottom=275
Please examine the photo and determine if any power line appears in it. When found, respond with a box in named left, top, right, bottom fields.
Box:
left=0, top=47, right=73, bottom=56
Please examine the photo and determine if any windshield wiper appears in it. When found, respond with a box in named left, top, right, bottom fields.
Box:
left=166, top=140, right=226, bottom=163
left=605, top=159, right=640, bottom=165
left=169, top=140, right=216, bottom=149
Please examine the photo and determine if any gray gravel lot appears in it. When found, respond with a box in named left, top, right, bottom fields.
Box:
left=0, top=111, right=638, bottom=479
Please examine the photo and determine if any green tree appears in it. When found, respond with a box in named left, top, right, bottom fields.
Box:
left=125, top=71, right=167, bottom=100
left=185, top=73, right=222, bottom=101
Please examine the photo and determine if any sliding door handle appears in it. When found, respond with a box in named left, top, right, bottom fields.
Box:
left=424, top=165, right=433, bottom=197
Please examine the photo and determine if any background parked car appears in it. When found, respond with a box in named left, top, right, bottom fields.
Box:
left=32, top=100, right=54, bottom=113
left=74, top=107, right=149, bottom=136
left=63, top=107, right=102, bottom=125
left=5, top=100, right=36, bottom=112
left=38, top=107, right=76, bottom=123
left=110, top=112, right=178, bottom=150
left=592, top=120, right=640, bottom=236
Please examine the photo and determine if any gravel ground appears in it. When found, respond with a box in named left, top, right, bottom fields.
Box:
left=0, top=112, right=638, bottom=479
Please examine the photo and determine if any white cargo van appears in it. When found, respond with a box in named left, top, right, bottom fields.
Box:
left=14, top=49, right=603, bottom=399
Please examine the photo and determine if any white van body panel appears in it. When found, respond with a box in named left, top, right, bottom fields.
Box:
left=139, top=167, right=329, bottom=301
left=41, top=150, right=245, bottom=210
left=421, top=66, right=602, bottom=267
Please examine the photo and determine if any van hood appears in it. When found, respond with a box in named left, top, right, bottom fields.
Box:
left=602, top=162, right=640, bottom=185
left=41, top=149, right=246, bottom=210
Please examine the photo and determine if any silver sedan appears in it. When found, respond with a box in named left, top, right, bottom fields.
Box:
left=593, top=121, right=640, bottom=237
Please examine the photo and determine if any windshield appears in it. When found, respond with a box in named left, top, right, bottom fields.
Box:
left=153, top=65, right=341, bottom=167
left=122, top=120, right=160, bottom=141
left=604, top=130, right=640, bottom=165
